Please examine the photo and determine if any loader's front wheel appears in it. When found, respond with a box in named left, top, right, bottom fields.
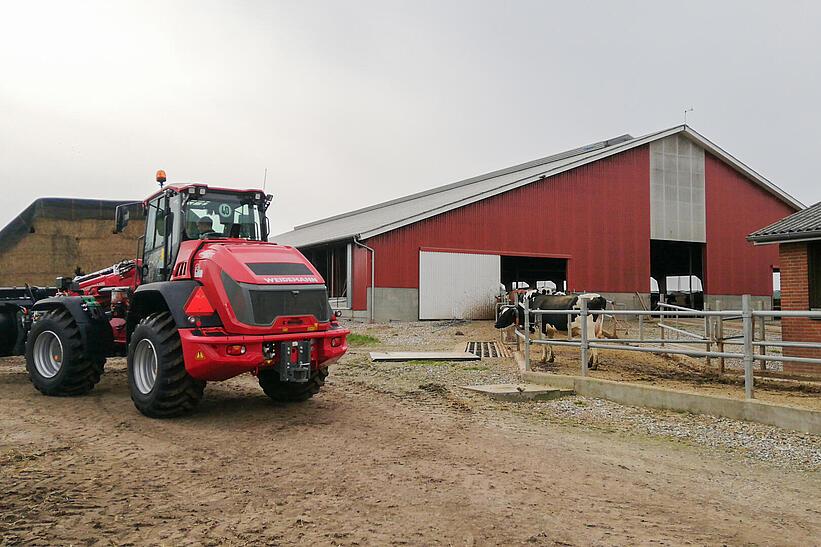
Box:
left=128, top=312, right=204, bottom=418
left=258, top=367, right=328, bottom=403
left=25, top=308, right=105, bottom=396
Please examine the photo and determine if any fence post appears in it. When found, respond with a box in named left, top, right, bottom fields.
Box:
left=704, top=304, right=712, bottom=369
left=580, top=298, right=589, bottom=376
left=757, top=301, right=767, bottom=371
left=523, top=297, right=531, bottom=372
left=716, top=300, right=724, bottom=374
left=638, top=313, right=644, bottom=341
left=742, top=294, right=755, bottom=400
left=659, top=320, right=665, bottom=348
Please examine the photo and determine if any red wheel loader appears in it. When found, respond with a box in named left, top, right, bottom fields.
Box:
left=15, top=171, right=349, bottom=417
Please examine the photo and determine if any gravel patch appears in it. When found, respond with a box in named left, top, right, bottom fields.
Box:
left=339, top=319, right=820, bottom=471
left=532, top=397, right=820, bottom=470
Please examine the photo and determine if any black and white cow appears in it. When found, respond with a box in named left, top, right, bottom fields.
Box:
left=495, top=293, right=608, bottom=369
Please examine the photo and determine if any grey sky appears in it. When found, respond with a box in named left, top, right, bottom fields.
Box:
left=1, top=1, right=819, bottom=237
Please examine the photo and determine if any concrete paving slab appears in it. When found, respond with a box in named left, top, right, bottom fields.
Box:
left=461, top=383, right=574, bottom=402
left=369, top=351, right=481, bottom=362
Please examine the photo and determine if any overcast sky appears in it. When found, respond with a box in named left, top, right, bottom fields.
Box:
left=1, top=1, right=819, bottom=237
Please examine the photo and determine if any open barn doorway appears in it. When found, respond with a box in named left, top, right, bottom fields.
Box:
left=650, top=240, right=705, bottom=310
left=501, top=255, right=567, bottom=293
left=300, top=242, right=351, bottom=309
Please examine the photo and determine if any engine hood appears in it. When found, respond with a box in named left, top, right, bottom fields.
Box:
left=193, top=242, right=324, bottom=286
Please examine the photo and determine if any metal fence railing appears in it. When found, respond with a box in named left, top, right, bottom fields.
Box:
left=513, top=294, right=821, bottom=400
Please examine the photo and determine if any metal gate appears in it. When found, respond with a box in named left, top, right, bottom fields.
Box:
left=419, top=251, right=500, bottom=320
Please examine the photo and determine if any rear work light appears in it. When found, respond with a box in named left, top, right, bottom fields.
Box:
left=184, top=286, right=215, bottom=316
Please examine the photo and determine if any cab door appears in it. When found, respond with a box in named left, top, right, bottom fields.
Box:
left=143, top=196, right=169, bottom=283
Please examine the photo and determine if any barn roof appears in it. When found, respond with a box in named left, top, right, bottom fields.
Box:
left=748, top=201, right=821, bottom=244
left=0, top=197, right=143, bottom=255
left=274, top=125, right=804, bottom=247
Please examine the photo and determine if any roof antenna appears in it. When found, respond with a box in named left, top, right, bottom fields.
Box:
left=683, top=107, right=694, bottom=125
left=262, top=167, right=268, bottom=192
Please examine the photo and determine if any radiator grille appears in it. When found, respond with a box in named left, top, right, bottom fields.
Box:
left=222, top=271, right=330, bottom=326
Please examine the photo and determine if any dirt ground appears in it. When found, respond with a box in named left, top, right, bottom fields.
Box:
left=1, top=320, right=820, bottom=545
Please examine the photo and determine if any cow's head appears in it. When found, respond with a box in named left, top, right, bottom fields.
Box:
left=577, top=293, right=607, bottom=321
left=495, top=305, right=520, bottom=329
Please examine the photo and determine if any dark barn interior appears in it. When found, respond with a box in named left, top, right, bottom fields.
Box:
left=650, top=240, right=705, bottom=309
left=301, top=242, right=348, bottom=301
left=501, top=255, right=567, bottom=292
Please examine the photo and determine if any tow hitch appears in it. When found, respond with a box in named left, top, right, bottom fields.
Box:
left=264, top=340, right=312, bottom=382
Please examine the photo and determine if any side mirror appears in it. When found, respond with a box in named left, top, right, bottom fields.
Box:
left=114, top=205, right=130, bottom=234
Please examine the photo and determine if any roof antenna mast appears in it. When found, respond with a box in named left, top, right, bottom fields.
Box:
left=683, top=107, right=694, bottom=125
left=262, top=167, right=268, bottom=192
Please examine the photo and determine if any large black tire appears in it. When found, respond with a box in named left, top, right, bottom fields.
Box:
left=258, top=367, right=328, bottom=402
left=25, top=308, right=105, bottom=396
left=127, top=312, right=204, bottom=418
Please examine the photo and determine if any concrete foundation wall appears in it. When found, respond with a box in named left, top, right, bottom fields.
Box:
left=524, top=371, right=820, bottom=434
left=704, top=294, right=772, bottom=311
left=372, top=288, right=419, bottom=322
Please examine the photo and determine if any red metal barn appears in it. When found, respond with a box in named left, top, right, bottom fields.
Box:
left=277, top=126, right=801, bottom=321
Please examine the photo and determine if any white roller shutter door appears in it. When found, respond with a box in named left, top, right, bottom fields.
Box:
left=419, top=251, right=500, bottom=320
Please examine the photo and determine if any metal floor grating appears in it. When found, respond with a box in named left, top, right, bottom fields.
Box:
left=465, top=341, right=509, bottom=358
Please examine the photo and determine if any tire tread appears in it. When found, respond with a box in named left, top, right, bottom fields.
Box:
left=128, top=312, right=204, bottom=418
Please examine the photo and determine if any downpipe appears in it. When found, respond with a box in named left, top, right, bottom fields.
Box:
left=354, top=236, right=375, bottom=323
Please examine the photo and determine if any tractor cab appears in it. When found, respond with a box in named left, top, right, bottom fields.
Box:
left=116, top=171, right=272, bottom=284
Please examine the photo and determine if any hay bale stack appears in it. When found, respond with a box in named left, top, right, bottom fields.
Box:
left=0, top=198, right=145, bottom=286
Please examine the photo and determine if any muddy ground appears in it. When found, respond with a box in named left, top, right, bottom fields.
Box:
left=1, top=320, right=820, bottom=545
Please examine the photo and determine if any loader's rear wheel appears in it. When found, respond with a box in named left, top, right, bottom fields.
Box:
left=0, top=308, right=18, bottom=357
left=258, top=367, right=328, bottom=402
left=128, top=312, right=204, bottom=418
left=25, top=309, right=105, bottom=396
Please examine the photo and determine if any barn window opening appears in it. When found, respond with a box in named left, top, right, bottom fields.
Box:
left=301, top=242, right=351, bottom=308
left=501, top=256, right=567, bottom=294
left=809, top=242, right=821, bottom=310
left=650, top=240, right=705, bottom=310
left=772, top=268, right=781, bottom=311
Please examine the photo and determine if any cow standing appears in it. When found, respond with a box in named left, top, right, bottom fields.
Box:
left=495, top=293, right=608, bottom=369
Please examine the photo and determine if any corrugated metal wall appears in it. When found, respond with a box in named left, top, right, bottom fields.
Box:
left=364, top=146, right=652, bottom=293
left=650, top=134, right=706, bottom=242
left=704, top=153, right=796, bottom=295
left=419, top=251, right=500, bottom=319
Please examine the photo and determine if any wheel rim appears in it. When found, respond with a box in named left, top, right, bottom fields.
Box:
left=133, top=339, right=158, bottom=395
left=32, top=330, right=64, bottom=378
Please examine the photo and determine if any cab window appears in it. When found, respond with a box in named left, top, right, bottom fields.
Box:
left=184, top=194, right=262, bottom=240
